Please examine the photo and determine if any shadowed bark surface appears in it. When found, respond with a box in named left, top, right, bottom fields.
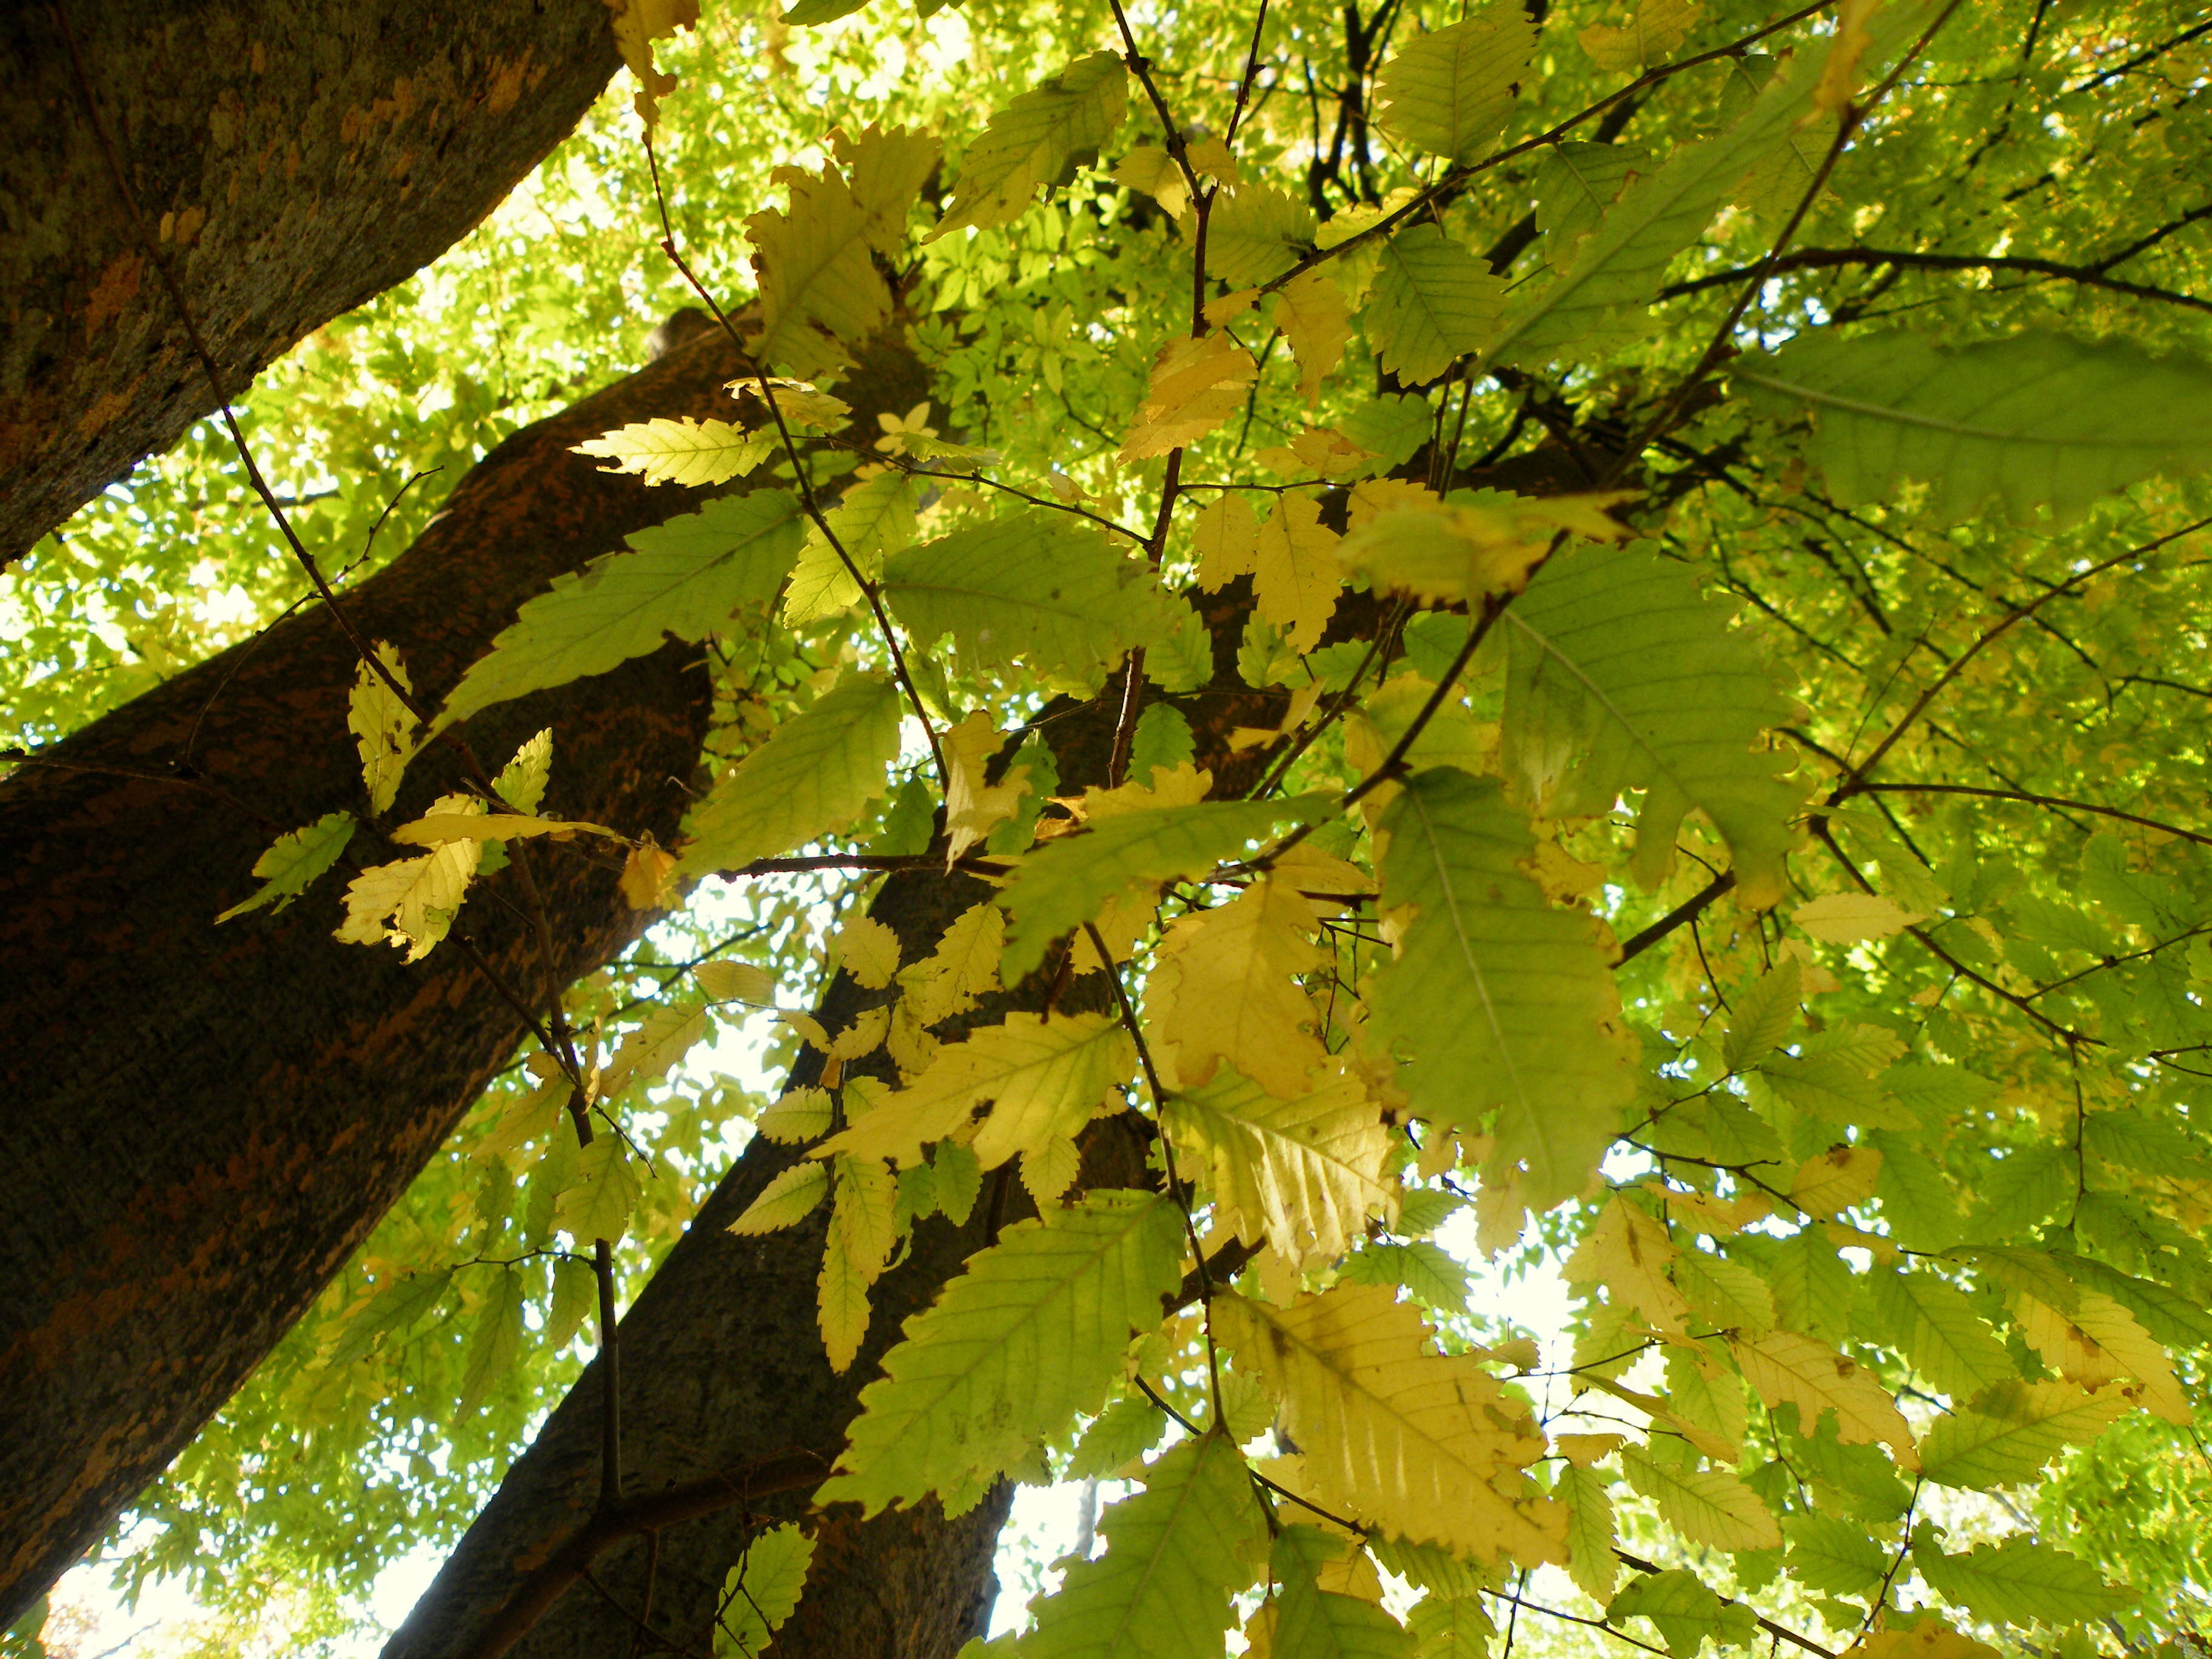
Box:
left=1, top=0, right=622, bottom=566
left=384, top=605, right=1284, bottom=1659
left=0, top=325, right=929, bottom=1629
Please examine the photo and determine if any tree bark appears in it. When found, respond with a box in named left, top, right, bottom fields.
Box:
left=383, top=614, right=1283, bottom=1659
left=0, top=0, right=622, bottom=567
left=0, top=323, right=929, bottom=1631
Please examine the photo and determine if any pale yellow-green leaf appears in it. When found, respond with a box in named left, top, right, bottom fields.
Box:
left=714, top=1523, right=816, bottom=1658
left=933, top=52, right=1128, bottom=236
left=1620, top=1447, right=1779, bottom=1552
left=1579, top=0, right=1701, bottom=73
left=1794, top=892, right=1925, bottom=942
left=573, top=417, right=776, bottom=488
left=1558, top=1463, right=1620, bottom=1600
left=728, top=1161, right=831, bottom=1235
left=759, top=1086, right=834, bottom=1145
left=551, top=1134, right=644, bottom=1244
left=1374, top=5, right=1535, bottom=164
left=836, top=914, right=903, bottom=990
left=1119, top=332, right=1259, bottom=461
left=697, top=960, right=777, bottom=1005
left=216, top=813, right=357, bottom=922
left=349, top=642, right=416, bottom=815
left=1149, top=874, right=1327, bottom=1098
left=1253, top=494, right=1342, bottom=652
left=495, top=728, right=553, bottom=815
left=1365, top=226, right=1505, bottom=385
left=1731, top=1329, right=1917, bottom=1467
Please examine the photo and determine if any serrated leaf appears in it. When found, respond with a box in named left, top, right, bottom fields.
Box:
left=1215, top=1285, right=1563, bottom=1564
left=1208, top=186, right=1316, bottom=287
left=1067, top=1395, right=1168, bottom=1480
left=1533, top=141, right=1653, bottom=254
left=1366, top=226, right=1506, bottom=386
left=574, top=417, right=777, bottom=488
left=1794, top=893, right=1923, bottom=942
left=698, top=960, right=777, bottom=1005
left=1721, top=959, right=1800, bottom=1071
left=1336, top=1240, right=1470, bottom=1311
left=1782, top=1513, right=1886, bottom=1598
left=327, top=1268, right=454, bottom=1371
left=552, top=1135, right=645, bottom=1243
left=1866, top=1267, right=2014, bottom=1399
left=1165, top=1062, right=1395, bottom=1269
left=1671, top=1245, right=1775, bottom=1334
left=1920, top=1381, right=2130, bottom=1490
left=1580, top=0, right=1700, bottom=73
left=216, top=812, right=357, bottom=922
left=997, top=795, right=1316, bottom=980
left=1737, top=331, right=2212, bottom=523
left=814, top=1011, right=1131, bottom=1170
left=1565, top=1194, right=1689, bottom=1332
left=1369, top=771, right=1631, bottom=1210
left=1269, top=1526, right=1414, bottom=1659
left=714, top=1523, right=816, bottom=1658
left=443, top=491, right=806, bottom=723
left=1119, top=332, right=1259, bottom=461
left=1621, top=1447, right=1780, bottom=1552
left=1276, top=269, right=1356, bottom=403
left=758, top=1086, right=834, bottom=1144
left=1502, top=540, right=1803, bottom=906
left=1607, top=1570, right=1756, bottom=1659
left=458, top=1268, right=526, bottom=1416
left=934, top=52, right=1127, bottom=236
left=676, top=672, right=904, bottom=875
left=1407, top=1595, right=1493, bottom=1659
left=883, top=512, right=1167, bottom=691
left=820, top=1190, right=1184, bottom=1509
left=1151, top=873, right=1329, bottom=1097
left=1915, top=1536, right=2133, bottom=1629
left=1020, top=1429, right=1265, bottom=1659
left=1789, top=1145, right=1883, bottom=1219
left=1254, top=494, right=1343, bottom=652
left=333, top=794, right=484, bottom=960
left=1732, top=1330, right=1916, bottom=1467
left=821, top=1156, right=897, bottom=1370
left=729, top=1161, right=831, bottom=1235
left=349, top=642, right=415, bottom=814
left=1373, top=5, right=1535, bottom=164
left=1558, top=1463, right=1619, bottom=1600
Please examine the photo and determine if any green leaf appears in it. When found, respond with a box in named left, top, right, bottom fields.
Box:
left=1021, top=1429, right=1264, bottom=1659
left=882, top=512, right=1168, bottom=691
left=458, top=1267, right=526, bottom=1416
left=933, top=52, right=1127, bottom=236
left=1919, top=1380, right=2129, bottom=1490
left=1407, top=1595, right=1494, bottom=1659
left=1781, top=1514, right=1887, bottom=1598
left=1669, top=1246, right=1774, bottom=1334
left=1559, top=1463, right=1620, bottom=1601
left=442, top=491, right=806, bottom=724
left=1533, top=141, right=1653, bottom=255
left=1367, top=770, right=1631, bottom=1208
left=1130, top=703, right=1196, bottom=780
left=573, top=417, right=777, bottom=488
left=1206, top=186, right=1316, bottom=288
left=551, top=1136, right=645, bottom=1244
left=326, top=1267, right=454, bottom=1370
left=1066, top=1395, right=1168, bottom=1480
left=1364, top=226, right=1506, bottom=386
left=1720, top=959, right=1799, bottom=1071
left=1484, top=30, right=1831, bottom=368
left=1736, top=331, right=2212, bottom=523
left=1372, top=6, right=1535, bottom=165
left=1915, top=1535, right=2134, bottom=1628
left=1502, top=539, right=1803, bottom=906
left=1269, top=1527, right=1414, bottom=1659
left=728, top=1161, right=831, bottom=1235
left=1144, top=597, right=1216, bottom=694
left=819, top=1190, right=1184, bottom=1511
left=747, top=153, right=913, bottom=378
left=780, top=0, right=870, bottom=24
left=1866, top=1267, right=2014, bottom=1399
left=715, top=1523, right=817, bottom=1657
left=997, top=796, right=1315, bottom=980
left=216, top=813, right=357, bottom=922
left=1336, top=1241, right=1470, bottom=1312
left=1620, top=1448, right=1781, bottom=1552
left=676, top=672, right=905, bottom=876
left=1606, top=1570, right=1757, bottom=1659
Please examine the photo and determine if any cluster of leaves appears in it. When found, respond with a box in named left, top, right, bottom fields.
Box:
left=41, top=0, right=2212, bottom=1653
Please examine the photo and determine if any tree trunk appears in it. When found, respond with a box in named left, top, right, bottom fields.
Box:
left=0, top=0, right=622, bottom=567
left=0, top=323, right=929, bottom=1631
left=383, top=618, right=1282, bottom=1659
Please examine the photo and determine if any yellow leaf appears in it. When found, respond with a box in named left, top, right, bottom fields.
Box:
left=1578, top=0, right=1700, bottom=73
left=943, top=711, right=1031, bottom=868
left=1274, top=270, right=1353, bottom=403
left=1119, top=332, right=1259, bottom=461
left=1814, top=0, right=1882, bottom=113
left=1217, top=1285, right=1565, bottom=1565
left=1732, top=1329, right=1918, bottom=1467
left=1192, top=494, right=1261, bottom=591
left=1255, top=429, right=1375, bottom=481
left=758, top=1085, right=834, bottom=1144
left=571, top=416, right=776, bottom=488
left=831, top=123, right=941, bottom=256
left=820, top=1156, right=897, bottom=1372
left=1562, top=1195, right=1689, bottom=1334
left=1852, top=1622, right=2002, bottom=1659
left=1114, top=144, right=1190, bottom=217
left=811, top=1011, right=1131, bottom=1169
left=1790, top=1144, right=1883, bottom=1218
left=333, top=793, right=482, bottom=960
left=903, top=900, right=1004, bottom=1025
left=836, top=914, right=903, bottom=990
left=551, top=1135, right=645, bottom=1244
left=1021, top=1133, right=1082, bottom=1208
left=1184, top=135, right=1241, bottom=183
left=603, top=0, right=698, bottom=127
left=1555, top=1432, right=1626, bottom=1466
left=1794, top=892, right=1926, bottom=942
left=390, top=812, right=617, bottom=847
left=1150, top=874, right=1328, bottom=1098
left=697, top=960, right=776, bottom=1004
left=620, top=839, right=679, bottom=910
left=1346, top=478, right=1437, bottom=532
left=1338, top=494, right=1631, bottom=605
left=347, top=642, right=417, bottom=816
left=826, top=1005, right=891, bottom=1061
left=1253, top=494, right=1341, bottom=651
left=2015, top=1290, right=2189, bottom=1423
left=745, top=377, right=855, bottom=434
left=1163, top=1061, right=1396, bottom=1268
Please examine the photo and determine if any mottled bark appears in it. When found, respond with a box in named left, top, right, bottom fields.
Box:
left=384, top=608, right=1282, bottom=1659
left=0, top=324, right=930, bottom=1629
left=0, top=0, right=622, bottom=566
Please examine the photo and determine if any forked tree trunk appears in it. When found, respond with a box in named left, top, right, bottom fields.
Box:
left=384, top=610, right=1284, bottom=1659
left=0, top=324, right=930, bottom=1630
left=0, top=0, right=622, bottom=566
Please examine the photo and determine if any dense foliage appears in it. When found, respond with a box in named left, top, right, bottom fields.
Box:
left=10, top=0, right=2212, bottom=1654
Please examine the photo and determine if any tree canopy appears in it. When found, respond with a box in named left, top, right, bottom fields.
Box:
left=7, top=0, right=2212, bottom=1656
